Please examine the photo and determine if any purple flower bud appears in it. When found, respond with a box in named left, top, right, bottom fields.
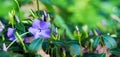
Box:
left=102, top=19, right=106, bottom=26
left=3, top=43, right=7, bottom=52
left=89, top=30, right=93, bottom=36
left=96, top=29, right=101, bottom=35
left=55, top=27, right=58, bottom=36
left=43, top=10, right=47, bottom=18
left=15, top=15, right=20, bottom=23
left=75, top=26, right=79, bottom=32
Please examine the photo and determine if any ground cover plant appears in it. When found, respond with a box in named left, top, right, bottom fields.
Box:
left=0, top=0, right=120, bottom=57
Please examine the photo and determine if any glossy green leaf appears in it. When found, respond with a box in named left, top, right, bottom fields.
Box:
left=29, top=38, right=43, bottom=53
left=93, top=36, right=100, bottom=50
left=15, top=23, right=25, bottom=34
left=102, top=35, right=117, bottom=49
left=84, top=53, right=106, bottom=57
left=15, top=32, right=27, bottom=53
left=69, top=44, right=81, bottom=56
left=110, top=48, right=120, bottom=56
left=0, top=51, right=23, bottom=57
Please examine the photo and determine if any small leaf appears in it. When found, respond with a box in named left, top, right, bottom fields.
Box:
left=110, top=48, right=120, bottom=56
left=0, top=51, right=23, bottom=57
left=102, top=35, right=117, bottom=49
left=15, top=32, right=27, bottom=53
left=29, top=38, right=43, bottom=54
left=84, top=53, right=106, bottom=57
left=69, top=44, right=81, bottom=56
left=15, top=23, right=25, bottom=34
left=93, top=36, right=100, bottom=50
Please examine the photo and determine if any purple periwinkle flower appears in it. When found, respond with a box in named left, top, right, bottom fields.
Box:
left=28, top=19, right=51, bottom=39
left=7, top=28, right=15, bottom=41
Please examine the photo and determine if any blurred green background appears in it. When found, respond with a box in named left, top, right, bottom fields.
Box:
left=0, top=0, right=120, bottom=39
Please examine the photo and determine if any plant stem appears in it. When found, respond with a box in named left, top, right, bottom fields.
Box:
left=15, top=0, right=20, bottom=11
left=15, top=32, right=27, bottom=53
left=36, top=0, right=40, bottom=19
left=2, top=34, right=5, bottom=41
left=77, top=33, right=83, bottom=56
left=7, top=39, right=17, bottom=49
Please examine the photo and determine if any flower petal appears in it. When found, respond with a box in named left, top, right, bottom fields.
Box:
left=28, top=27, right=39, bottom=35
left=9, top=37, right=15, bottom=41
left=7, top=28, right=14, bottom=37
left=39, top=29, right=51, bottom=38
left=34, top=29, right=51, bottom=39
left=40, top=21, right=50, bottom=29
left=0, top=28, right=3, bottom=32
left=34, top=32, right=41, bottom=39
left=32, top=19, right=40, bottom=29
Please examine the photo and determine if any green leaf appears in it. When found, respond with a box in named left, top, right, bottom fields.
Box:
left=29, top=38, right=43, bottom=54
left=15, top=32, right=27, bottom=53
left=93, top=36, right=100, bottom=50
left=0, top=51, right=23, bottom=57
left=102, top=35, right=117, bottom=49
left=84, top=53, right=106, bottom=57
left=15, top=23, right=25, bottom=34
left=69, top=44, right=81, bottom=56
left=110, top=48, right=120, bottom=56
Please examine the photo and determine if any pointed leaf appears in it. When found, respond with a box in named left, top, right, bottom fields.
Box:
left=29, top=38, right=43, bottom=53
left=102, top=35, right=117, bottom=49
left=69, top=44, right=81, bottom=56
left=93, top=36, right=100, bottom=50
left=110, top=48, right=120, bottom=56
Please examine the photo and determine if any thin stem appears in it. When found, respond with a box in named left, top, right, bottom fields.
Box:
left=7, top=39, right=17, bottom=49
left=77, top=33, right=83, bottom=56
left=7, top=32, right=29, bottom=50
left=15, top=0, right=20, bottom=11
left=15, top=32, right=27, bottom=53
left=2, top=34, right=5, bottom=41
left=36, top=0, right=40, bottom=19
left=30, top=9, right=37, bottom=18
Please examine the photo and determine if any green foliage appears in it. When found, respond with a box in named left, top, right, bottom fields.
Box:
left=15, top=23, right=25, bottom=34
left=0, top=51, right=23, bottom=57
left=93, top=36, right=100, bottom=50
left=84, top=53, right=106, bottom=57
left=69, top=44, right=81, bottom=56
left=0, top=0, right=120, bottom=57
left=102, top=35, right=117, bottom=49
left=110, top=48, right=120, bottom=56
left=29, top=38, right=43, bottom=54
left=0, top=0, right=17, bottom=17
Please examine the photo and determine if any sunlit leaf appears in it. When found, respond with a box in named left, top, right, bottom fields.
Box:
left=84, top=53, right=106, bottom=57
left=93, top=36, right=100, bottom=50
left=69, top=44, right=81, bottom=56
left=102, top=35, right=117, bottom=49
left=29, top=38, right=43, bottom=54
